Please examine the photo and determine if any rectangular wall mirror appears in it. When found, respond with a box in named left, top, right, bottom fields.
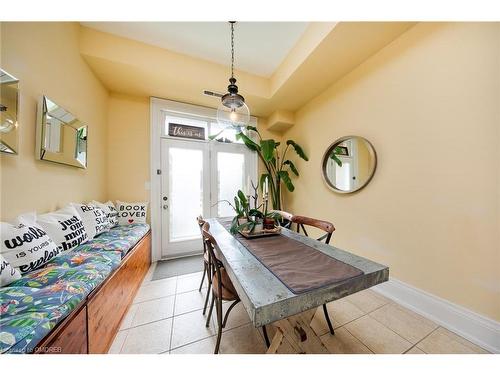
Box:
left=36, top=96, right=88, bottom=168
left=0, top=68, right=20, bottom=154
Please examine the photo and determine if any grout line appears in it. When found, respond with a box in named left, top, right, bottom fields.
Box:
left=341, top=311, right=409, bottom=354
left=168, top=333, right=217, bottom=353
left=114, top=329, right=129, bottom=354
left=402, top=326, right=439, bottom=354
left=175, top=287, right=208, bottom=297
left=367, top=304, right=439, bottom=350
left=168, top=274, right=180, bottom=352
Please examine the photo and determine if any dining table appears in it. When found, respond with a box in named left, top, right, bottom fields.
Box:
left=206, top=217, right=389, bottom=354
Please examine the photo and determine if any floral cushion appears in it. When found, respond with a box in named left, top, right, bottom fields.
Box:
left=77, top=223, right=149, bottom=258
left=0, top=224, right=150, bottom=353
left=0, top=280, right=90, bottom=353
left=9, top=263, right=112, bottom=291
left=45, top=250, right=122, bottom=270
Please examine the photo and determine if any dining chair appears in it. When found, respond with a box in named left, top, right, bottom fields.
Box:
left=202, top=222, right=242, bottom=354
left=196, top=216, right=211, bottom=315
left=292, top=214, right=336, bottom=336
left=271, top=210, right=294, bottom=228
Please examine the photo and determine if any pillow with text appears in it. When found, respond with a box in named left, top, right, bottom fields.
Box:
left=91, top=200, right=119, bottom=229
left=0, top=254, right=22, bottom=287
left=37, top=205, right=88, bottom=253
left=1, top=215, right=60, bottom=277
left=116, top=201, right=148, bottom=225
left=71, top=203, right=109, bottom=239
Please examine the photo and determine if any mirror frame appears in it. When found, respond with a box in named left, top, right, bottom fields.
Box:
left=321, top=135, right=377, bottom=194
left=0, top=68, right=20, bottom=155
left=36, top=95, right=88, bottom=169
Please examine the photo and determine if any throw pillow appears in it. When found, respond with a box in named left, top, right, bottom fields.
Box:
left=71, top=203, right=109, bottom=239
left=91, top=200, right=119, bottom=229
left=0, top=254, right=22, bottom=286
left=37, top=205, right=88, bottom=253
left=1, top=216, right=60, bottom=275
left=116, top=201, right=148, bottom=225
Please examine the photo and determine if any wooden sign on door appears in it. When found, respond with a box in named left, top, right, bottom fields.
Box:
left=168, top=123, right=205, bottom=140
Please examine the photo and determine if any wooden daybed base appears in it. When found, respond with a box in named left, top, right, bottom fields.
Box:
left=33, top=231, right=152, bottom=354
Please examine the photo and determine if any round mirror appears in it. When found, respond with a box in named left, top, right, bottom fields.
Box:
left=322, top=136, right=377, bottom=194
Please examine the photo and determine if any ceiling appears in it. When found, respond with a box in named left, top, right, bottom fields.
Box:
left=80, top=22, right=309, bottom=77
left=79, top=22, right=416, bottom=121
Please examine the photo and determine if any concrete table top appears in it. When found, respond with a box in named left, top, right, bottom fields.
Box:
left=206, top=218, right=389, bottom=328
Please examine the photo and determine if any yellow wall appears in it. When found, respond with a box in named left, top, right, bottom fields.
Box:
left=283, top=23, right=500, bottom=320
left=106, top=93, right=150, bottom=203
left=105, top=94, right=277, bottom=207
left=0, top=22, right=109, bottom=221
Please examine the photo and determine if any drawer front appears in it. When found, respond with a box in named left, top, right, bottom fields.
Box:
left=87, top=233, right=151, bottom=353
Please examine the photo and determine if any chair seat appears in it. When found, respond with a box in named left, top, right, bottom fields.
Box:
left=212, top=268, right=238, bottom=301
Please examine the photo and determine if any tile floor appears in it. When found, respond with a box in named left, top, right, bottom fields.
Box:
left=109, top=263, right=489, bottom=354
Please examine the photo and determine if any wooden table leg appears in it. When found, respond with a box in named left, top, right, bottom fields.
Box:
left=266, top=327, right=284, bottom=354
left=267, top=309, right=328, bottom=354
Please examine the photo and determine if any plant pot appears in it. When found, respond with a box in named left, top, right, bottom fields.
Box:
left=237, top=217, right=248, bottom=225
left=263, top=218, right=275, bottom=230
left=253, top=221, right=263, bottom=233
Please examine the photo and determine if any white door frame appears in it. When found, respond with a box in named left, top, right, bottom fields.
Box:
left=150, top=97, right=258, bottom=262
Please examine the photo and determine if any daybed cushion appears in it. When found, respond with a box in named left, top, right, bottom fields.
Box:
left=80, top=223, right=150, bottom=258
left=0, top=223, right=150, bottom=354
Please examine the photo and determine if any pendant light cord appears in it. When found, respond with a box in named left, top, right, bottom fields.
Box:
left=230, top=21, right=235, bottom=79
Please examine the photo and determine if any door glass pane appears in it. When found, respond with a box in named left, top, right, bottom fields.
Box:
left=217, top=152, right=245, bottom=217
left=169, top=147, right=203, bottom=242
left=209, top=122, right=243, bottom=144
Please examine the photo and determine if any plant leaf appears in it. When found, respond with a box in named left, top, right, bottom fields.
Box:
left=237, top=190, right=248, bottom=206
left=284, top=160, right=299, bottom=176
left=278, top=170, right=295, bottom=192
left=238, top=221, right=256, bottom=233
left=234, top=197, right=240, bottom=214
left=248, top=208, right=263, bottom=218
left=286, top=140, right=309, bottom=161
left=329, top=153, right=343, bottom=167
left=230, top=216, right=240, bottom=234
left=245, top=125, right=258, bottom=133
left=260, top=139, right=276, bottom=162
left=267, top=211, right=282, bottom=220
left=208, top=129, right=225, bottom=140
left=236, top=132, right=260, bottom=151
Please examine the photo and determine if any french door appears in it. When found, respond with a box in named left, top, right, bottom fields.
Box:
left=160, top=138, right=256, bottom=258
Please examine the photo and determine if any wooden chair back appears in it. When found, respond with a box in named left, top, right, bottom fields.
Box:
left=271, top=210, right=294, bottom=229
left=197, top=215, right=208, bottom=254
left=201, top=222, right=227, bottom=298
left=292, top=215, right=335, bottom=244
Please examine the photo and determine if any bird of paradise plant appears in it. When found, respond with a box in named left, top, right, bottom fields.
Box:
left=235, top=126, right=309, bottom=210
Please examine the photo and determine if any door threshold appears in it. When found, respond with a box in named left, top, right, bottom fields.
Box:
left=161, top=251, right=204, bottom=261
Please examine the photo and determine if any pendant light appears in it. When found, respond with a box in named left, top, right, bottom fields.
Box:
left=216, top=21, right=250, bottom=130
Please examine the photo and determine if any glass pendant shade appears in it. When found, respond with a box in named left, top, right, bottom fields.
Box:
left=216, top=99, right=250, bottom=130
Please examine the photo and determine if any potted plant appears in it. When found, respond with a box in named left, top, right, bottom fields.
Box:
left=235, top=126, right=309, bottom=210
left=216, top=186, right=282, bottom=235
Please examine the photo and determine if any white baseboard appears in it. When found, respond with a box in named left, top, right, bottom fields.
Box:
left=372, top=278, right=500, bottom=353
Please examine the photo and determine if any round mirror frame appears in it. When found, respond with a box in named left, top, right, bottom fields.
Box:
left=321, top=135, right=377, bottom=194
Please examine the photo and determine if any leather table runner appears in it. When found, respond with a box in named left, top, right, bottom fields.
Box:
left=218, top=219, right=364, bottom=294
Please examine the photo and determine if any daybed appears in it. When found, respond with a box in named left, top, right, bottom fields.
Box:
left=0, top=223, right=151, bottom=354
